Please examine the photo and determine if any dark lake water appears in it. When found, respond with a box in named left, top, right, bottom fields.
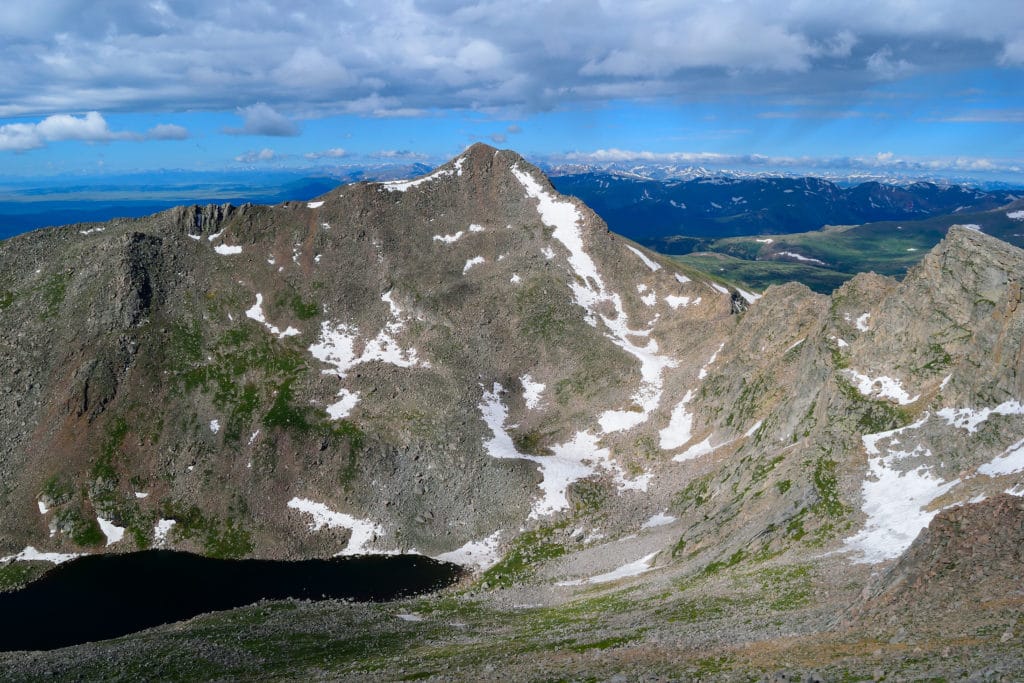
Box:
left=0, top=550, right=462, bottom=652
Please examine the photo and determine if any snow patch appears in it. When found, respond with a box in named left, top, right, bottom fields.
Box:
left=674, top=273, right=691, bottom=284
left=626, top=245, right=661, bottom=272
left=37, top=500, right=49, bottom=514
left=711, top=283, right=729, bottom=295
left=665, top=295, right=698, bottom=309
left=287, top=497, right=383, bottom=555
left=245, top=293, right=300, bottom=339
left=479, top=384, right=647, bottom=518
left=674, top=436, right=716, bottom=462
left=660, top=390, right=695, bottom=450
left=845, top=418, right=960, bottom=563
left=326, top=389, right=360, bottom=419
left=154, top=519, right=176, bottom=546
left=307, top=201, right=324, bottom=209
left=640, top=292, right=656, bottom=307
left=97, top=517, right=126, bottom=546
left=310, top=290, right=428, bottom=420
left=736, top=288, right=762, bottom=304
left=978, top=438, right=1024, bottom=476
left=1007, top=210, right=1024, bottom=220
left=845, top=370, right=919, bottom=405
left=209, top=419, right=220, bottom=434
left=699, top=343, right=725, bottom=380
left=675, top=418, right=760, bottom=462
left=778, top=251, right=825, bottom=266
left=0, top=547, right=82, bottom=565
left=641, top=512, right=676, bottom=529
left=855, top=313, right=871, bottom=332
left=433, top=231, right=465, bottom=244
left=936, top=400, right=1024, bottom=433
left=381, top=167, right=453, bottom=192
left=214, top=244, right=242, bottom=255
left=463, top=256, right=485, bottom=273
left=310, top=294, right=426, bottom=379
left=961, top=224, right=982, bottom=231
left=78, top=227, right=105, bottom=236
left=755, top=238, right=774, bottom=244
left=510, top=273, right=521, bottom=284
left=396, top=613, right=425, bottom=622
left=134, top=492, right=149, bottom=499
left=556, top=552, right=658, bottom=586
left=521, top=375, right=545, bottom=410
left=435, top=531, right=502, bottom=571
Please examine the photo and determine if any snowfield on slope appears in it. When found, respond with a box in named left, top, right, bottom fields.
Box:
left=845, top=369, right=920, bottom=405
left=309, top=290, right=429, bottom=419
left=246, top=293, right=300, bottom=339
left=479, top=384, right=648, bottom=519
left=435, top=531, right=503, bottom=571
left=510, top=165, right=681, bottom=441
left=556, top=552, right=659, bottom=586
left=287, top=497, right=384, bottom=555
left=843, top=415, right=958, bottom=563
left=845, top=404, right=1024, bottom=563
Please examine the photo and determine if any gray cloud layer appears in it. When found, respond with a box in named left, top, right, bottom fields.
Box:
left=0, top=0, right=1021, bottom=118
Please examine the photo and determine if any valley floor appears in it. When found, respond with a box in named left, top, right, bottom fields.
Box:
left=2, top=551, right=1020, bottom=681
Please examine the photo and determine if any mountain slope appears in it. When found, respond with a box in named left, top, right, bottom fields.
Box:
left=1, top=145, right=1024, bottom=678
left=0, top=143, right=742, bottom=561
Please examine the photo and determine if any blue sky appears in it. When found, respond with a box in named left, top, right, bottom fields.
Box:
left=2, top=1, right=1023, bottom=182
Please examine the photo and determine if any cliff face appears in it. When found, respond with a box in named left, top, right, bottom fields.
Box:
left=0, top=145, right=1022, bottom=588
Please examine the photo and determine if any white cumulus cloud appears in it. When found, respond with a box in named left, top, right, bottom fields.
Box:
left=234, top=148, right=278, bottom=163
left=304, top=147, right=348, bottom=160
left=225, top=103, right=300, bottom=137
left=0, top=111, right=183, bottom=151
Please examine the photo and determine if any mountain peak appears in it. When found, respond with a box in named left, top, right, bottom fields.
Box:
left=916, top=223, right=1024, bottom=287
left=3, top=145, right=1024, bottom=677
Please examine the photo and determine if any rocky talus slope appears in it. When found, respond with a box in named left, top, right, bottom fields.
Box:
left=849, top=494, right=1024, bottom=637
left=1, top=144, right=1023, bottom=679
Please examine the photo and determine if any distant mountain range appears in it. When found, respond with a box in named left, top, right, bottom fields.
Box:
left=542, top=160, right=1024, bottom=190
left=549, top=171, right=1021, bottom=252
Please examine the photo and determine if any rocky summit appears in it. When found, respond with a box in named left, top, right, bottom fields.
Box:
left=1, top=143, right=1022, bottom=680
